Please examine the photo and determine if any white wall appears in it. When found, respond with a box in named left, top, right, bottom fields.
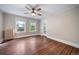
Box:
left=3, top=13, right=15, bottom=30
left=3, top=13, right=41, bottom=38
left=0, top=11, right=3, bottom=43
left=45, top=6, right=79, bottom=48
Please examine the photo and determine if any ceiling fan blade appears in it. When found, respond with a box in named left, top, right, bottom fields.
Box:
left=37, top=8, right=41, bottom=11
left=25, top=6, right=31, bottom=10
left=37, top=13, right=41, bottom=16
left=27, top=4, right=33, bottom=8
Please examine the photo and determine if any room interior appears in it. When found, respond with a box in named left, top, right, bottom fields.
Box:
left=0, top=4, right=79, bottom=55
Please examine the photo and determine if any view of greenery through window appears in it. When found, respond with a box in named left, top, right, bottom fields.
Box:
left=29, top=20, right=36, bottom=32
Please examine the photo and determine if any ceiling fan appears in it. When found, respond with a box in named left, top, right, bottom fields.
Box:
left=24, top=4, right=42, bottom=16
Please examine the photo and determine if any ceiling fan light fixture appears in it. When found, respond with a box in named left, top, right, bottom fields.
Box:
left=31, top=12, right=36, bottom=16
left=24, top=5, right=42, bottom=16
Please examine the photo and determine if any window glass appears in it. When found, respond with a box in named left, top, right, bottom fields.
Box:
left=16, top=21, right=26, bottom=32
left=29, top=20, right=36, bottom=32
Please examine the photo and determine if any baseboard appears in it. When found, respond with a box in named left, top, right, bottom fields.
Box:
left=44, top=34, right=79, bottom=48
left=15, top=34, right=41, bottom=39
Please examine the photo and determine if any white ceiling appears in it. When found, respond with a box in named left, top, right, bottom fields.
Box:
left=0, top=4, right=78, bottom=19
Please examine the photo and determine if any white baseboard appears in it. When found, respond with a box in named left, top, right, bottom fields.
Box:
left=15, top=34, right=41, bottom=39
left=44, top=34, right=79, bottom=48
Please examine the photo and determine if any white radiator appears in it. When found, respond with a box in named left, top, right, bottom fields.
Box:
left=3, top=28, right=15, bottom=41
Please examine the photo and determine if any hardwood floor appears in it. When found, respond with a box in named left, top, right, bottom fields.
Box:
left=0, top=35, right=79, bottom=55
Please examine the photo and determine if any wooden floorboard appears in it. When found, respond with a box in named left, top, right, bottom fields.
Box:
left=0, top=35, right=79, bottom=55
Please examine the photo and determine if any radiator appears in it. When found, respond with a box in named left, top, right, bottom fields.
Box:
left=3, top=28, right=14, bottom=41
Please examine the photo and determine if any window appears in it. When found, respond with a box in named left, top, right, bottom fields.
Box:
left=29, top=20, right=36, bottom=32
left=16, top=21, right=26, bottom=33
left=43, top=23, right=46, bottom=34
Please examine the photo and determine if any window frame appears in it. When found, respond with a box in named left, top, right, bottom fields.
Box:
left=16, top=21, right=26, bottom=33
